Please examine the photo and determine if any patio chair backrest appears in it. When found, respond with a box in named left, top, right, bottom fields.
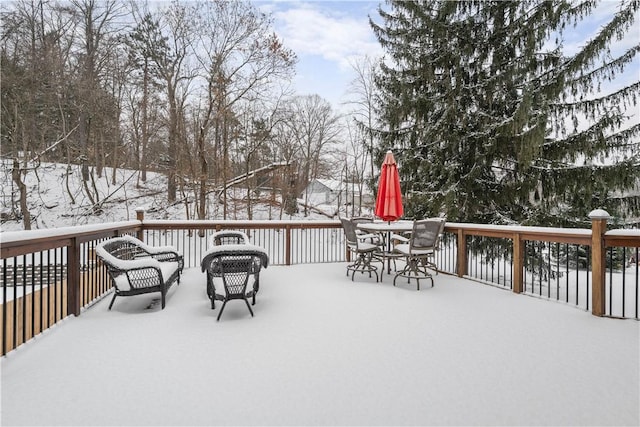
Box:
left=340, top=217, right=359, bottom=246
left=211, top=230, right=249, bottom=246
left=410, top=218, right=446, bottom=252
left=100, top=237, right=146, bottom=261
left=351, top=217, right=373, bottom=225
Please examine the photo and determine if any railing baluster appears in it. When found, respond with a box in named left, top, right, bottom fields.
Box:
left=54, top=248, right=59, bottom=323
left=556, top=243, right=560, bottom=301
left=2, top=258, right=7, bottom=356
left=622, top=247, right=626, bottom=318
left=21, top=255, right=26, bottom=346
left=608, top=247, right=614, bottom=316
left=635, top=248, right=639, bottom=319
left=586, top=246, right=590, bottom=312
left=12, top=258, right=17, bottom=350
left=30, top=253, right=35, bottom=339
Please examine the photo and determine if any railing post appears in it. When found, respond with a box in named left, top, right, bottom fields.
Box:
left=135, top=208, right=145, bottom=242
left=456, top=229, right=467, bottom=277
left=285, top=225, right=291, bottom=266
left=67, top=238, right=81, bottom=316
left=589, top=209, right=610, bottom=317
left=513, top=233, right=524, bottom=293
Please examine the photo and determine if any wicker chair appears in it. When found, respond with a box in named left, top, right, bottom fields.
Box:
left=340, top=217, right=383, bottom=282
left=392, top=218, right=445, bottom=290
left=96, top=235, right=184, bottom=310
left=200, top=245, right=269, bottom=321
left=211, top=230, right=250, bottom=246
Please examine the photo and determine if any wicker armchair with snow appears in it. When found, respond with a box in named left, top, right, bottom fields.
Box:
left=340, top=217, right=384, bottom=282
left=200, top=245, right=269, bottom=321
left=392, top=218, right=446, bottom=290
left=211, top=230, right=250, bottom=246
left=96, top=235, right=184, bottom=310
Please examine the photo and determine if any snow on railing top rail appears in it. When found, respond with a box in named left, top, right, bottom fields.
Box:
left=0, top=221, right=141, bottom=245
left=445, top=222, right=592, bottom=236
left=141, top=219, right=341, bottom=227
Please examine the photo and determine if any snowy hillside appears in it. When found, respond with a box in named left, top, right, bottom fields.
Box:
left=0, top=160, right=328, bottom=232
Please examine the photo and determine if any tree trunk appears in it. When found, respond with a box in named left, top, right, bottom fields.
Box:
left=167, top=92, right=178, bottom=203
left=12, top=159, right=31, bottom=230
left=197, top=130, right=207, bottom=220
left=222, top=115, right=229, bottom=219
left=79, top=112, right=90, bottom=182
left=141, top=59, right=149, bottom=182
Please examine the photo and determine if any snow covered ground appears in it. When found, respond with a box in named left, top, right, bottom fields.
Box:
left=1, top=263, right=638, bottom=426
left=0, top=160, right=331, bottom=232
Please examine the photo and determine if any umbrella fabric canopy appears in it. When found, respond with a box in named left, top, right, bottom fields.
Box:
left=374, top=151, right=403, bottom=221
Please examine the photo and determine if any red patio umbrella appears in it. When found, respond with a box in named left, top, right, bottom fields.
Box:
left=375, top=150, right=403, bottom=222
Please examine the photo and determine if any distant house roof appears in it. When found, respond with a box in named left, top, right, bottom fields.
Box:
left=314, top=179, right=342, bottom=192
left=302, top=178, right=374, bottom=197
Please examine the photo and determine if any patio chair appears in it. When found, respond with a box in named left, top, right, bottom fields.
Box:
left=340, top=217, right=384, bottom=282
left=96, top=235, right=183, bottom=310
left=392, top=217, right=446, bottom=290
left=211, top=230, right=250, bottom=246
left=200, top=245, right=269, bottom=321
left=351, top=217, right=383, bottom=246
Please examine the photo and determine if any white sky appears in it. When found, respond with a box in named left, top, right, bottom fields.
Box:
left=254, top=0, right=383, bottom=109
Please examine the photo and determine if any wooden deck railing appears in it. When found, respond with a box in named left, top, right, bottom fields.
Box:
left=443, top=210, right=639, bottom=319
left=1, top=209, right=638, bottom=356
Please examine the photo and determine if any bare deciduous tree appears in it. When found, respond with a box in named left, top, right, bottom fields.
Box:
left=344, top=55, right=380, bottom=181
left=189, top=0, right=296, bottom=219
left=283, top=95, right=343, bottom=216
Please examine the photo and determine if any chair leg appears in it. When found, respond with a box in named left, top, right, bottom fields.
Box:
left=253, top=276, right=259, bottom=305
left=347, top=251, right=379, bottom=282
left=244, top=298, right=254, bottom=317
left=393, top=256, right=434, bottom=290
left=217, top=300, right=228, bottom=321
left=108, top=293, right=117, bottom=310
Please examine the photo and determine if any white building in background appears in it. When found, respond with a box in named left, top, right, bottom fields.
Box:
left=301, top=179, right=374, bottom=216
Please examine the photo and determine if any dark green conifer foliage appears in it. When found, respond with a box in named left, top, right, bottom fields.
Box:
left=372, top=0, right=639, bottom=226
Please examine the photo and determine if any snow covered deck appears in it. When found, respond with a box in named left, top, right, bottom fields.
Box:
left=2, top=263, right=638, bottom=426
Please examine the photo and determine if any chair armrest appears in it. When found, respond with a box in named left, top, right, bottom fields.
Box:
left=104, top=254, right=166, bottom=273
left=390, top=233, right=409, bottom=243
left=356, top=232, right=380, bottom=241
left=150, top=251, right=182, bottom=263
left=117, top=235, right=180, bottom=257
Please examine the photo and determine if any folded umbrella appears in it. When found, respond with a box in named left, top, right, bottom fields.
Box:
left=374, top=151, right=403, bottom=222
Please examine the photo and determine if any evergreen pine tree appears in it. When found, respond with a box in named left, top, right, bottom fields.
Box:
left=372, top=0, right=639, bottom=227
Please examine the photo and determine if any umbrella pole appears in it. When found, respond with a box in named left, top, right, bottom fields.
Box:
left=386, top=226, right=392, bottom=274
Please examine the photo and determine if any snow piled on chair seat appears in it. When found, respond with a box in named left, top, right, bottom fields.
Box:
left=393, top=244, right=435, bottom=255
left=354, top=241, right=380, bottom=251
left=111, top=261, right=180, bottom=291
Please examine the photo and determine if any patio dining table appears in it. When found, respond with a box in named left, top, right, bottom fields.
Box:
left=357, top=220, right=414, bottom=274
